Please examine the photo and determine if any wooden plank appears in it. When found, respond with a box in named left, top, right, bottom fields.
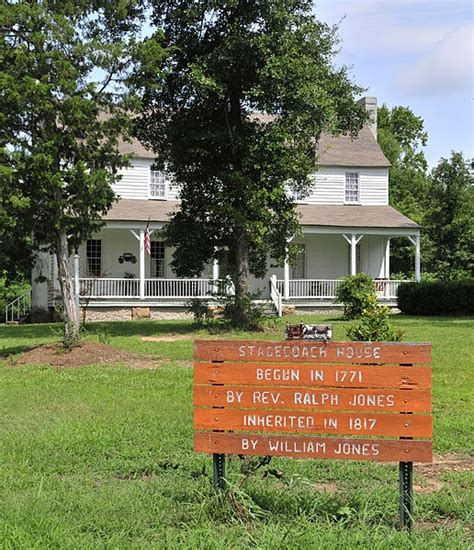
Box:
left=194, top=409, right=432, bottom=438
left=193, top=386, right=432, bottom=413
left=194, top=432, right=433, bottom=463
left=194, top=340, right=432, bottom=364
left=194, top=362, right=432, bottom=390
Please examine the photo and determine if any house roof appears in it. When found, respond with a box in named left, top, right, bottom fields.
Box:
left=315, top=126, right=390, bottom=167
left=297, top=204, right=419, bottom=229
left=105, top=199, right=419, bottom=230
left=118, top=121, right=390, bottom=168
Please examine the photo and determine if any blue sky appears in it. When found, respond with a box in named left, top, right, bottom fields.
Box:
left=315, top=0, right=473, bottom=166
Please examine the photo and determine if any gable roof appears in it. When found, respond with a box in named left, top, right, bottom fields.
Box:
left=105, top=199, right=418, bottom=230
left=118, top=121, right=390, bottom=168
left=316, top=126, right=390, bottom=167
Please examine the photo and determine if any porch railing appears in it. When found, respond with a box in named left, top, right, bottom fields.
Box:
left=145, top=278, right=215, bottom=298
left=79, top=278, right=220, bottom=299
left=276, top=279, right=405, bottom=300
left=277, top=279, right=341, bottom=299
left=79, top=278, right=140, bottom=298
left=78, top=277, right=406, bottom=301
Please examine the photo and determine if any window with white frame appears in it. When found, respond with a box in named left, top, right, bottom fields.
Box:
left=150, top=241, right=165, bottom=278
left=347, top=244, right=361, bottom=274
left=291, top=244, right=306, bottom=279
left=345, top=172, right=360, bottom=203
left=149, top=169, right=166, bottom=199
left=86, top=239, right=102, bottom=276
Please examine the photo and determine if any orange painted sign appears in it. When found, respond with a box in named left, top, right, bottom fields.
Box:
left=193, top=340, right=433, bottom=463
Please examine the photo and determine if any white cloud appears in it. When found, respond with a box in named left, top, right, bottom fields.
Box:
left=394, top=25, right=474, bottom=95
left=317, top=0, right=472, bottom=56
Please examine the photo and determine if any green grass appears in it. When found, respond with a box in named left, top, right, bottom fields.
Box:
left=0, top=315, right=473, bottom=548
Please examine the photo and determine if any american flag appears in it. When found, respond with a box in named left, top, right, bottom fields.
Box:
left=144, top=220, right=151, bottom=256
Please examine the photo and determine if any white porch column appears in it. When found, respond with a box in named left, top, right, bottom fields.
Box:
left=283, top=258, right=290, bottom=300
left=342, top=233, right=363, bottom=275
left=74, top=249, right=80, bottom=323
left=414, top=233, right=421, bottom=282
left=408, top=233, right=421, bottom=282
left=384, top=238, right=390, bottom=279
left=212, top=258, right=219, bottom=281
left=350, top=234, right=357, bottom=276
left=139, top=230, right=145, bottom=299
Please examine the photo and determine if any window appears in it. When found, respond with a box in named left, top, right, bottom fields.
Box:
left=347, top=244, right=361, bottom=274
left=291, top=244, right=306, bottom=279
left=150, top=169, right=166, bottom=198
left=150, top=241, right=165, bottom=278
left=345, top=172, right=359, bottom=203
left=86, top=239, right=102, bottom=276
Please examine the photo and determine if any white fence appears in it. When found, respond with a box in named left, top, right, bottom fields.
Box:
left=145, top=278, right=215, bottom=298
left=276, top=279, right=404, bottom=300
left=79, top=278, right=140, bottom=298
left=78, top=277, right=405, bottom=301
left=79, top=278, right=218, bottom=299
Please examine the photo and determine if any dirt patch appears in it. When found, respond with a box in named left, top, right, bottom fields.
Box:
left=418, top=454, right=474, bottom=476
left=141, top=335, right=194, bottom=342
left=8, top=342, right=162, bottom=369
left=414, top=454, right=473, bottom=494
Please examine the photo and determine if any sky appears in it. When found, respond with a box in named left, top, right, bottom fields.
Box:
left=315, top=0, right=473, bottom=166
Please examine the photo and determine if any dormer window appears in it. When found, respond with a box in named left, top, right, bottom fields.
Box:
left=150, top=169, right=166, bottom=199
left=345, top=172, right=359, bottom=203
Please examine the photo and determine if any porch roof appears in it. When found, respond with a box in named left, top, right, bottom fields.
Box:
left=105, top=199, right=419, bottom=230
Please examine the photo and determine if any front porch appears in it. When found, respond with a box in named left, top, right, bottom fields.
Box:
left=37, top=204, right=421, bottom=318
left=67, top=227, right=415, bottom=312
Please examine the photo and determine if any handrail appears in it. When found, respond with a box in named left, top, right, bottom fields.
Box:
left=5, top=292, right=31, bottom=323
left=269, top=275, right=282, bottom=317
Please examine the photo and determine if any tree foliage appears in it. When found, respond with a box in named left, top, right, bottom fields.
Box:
left=377, top=105, right=429, bottom=274
left=423, top=152, right=473, bottom=279
left=132, top=0, right=367, bottom=320
left=0, top=1, right=140, bottom=343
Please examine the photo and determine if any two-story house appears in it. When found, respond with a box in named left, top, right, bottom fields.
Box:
left=31, top=97, right=420, bottom=320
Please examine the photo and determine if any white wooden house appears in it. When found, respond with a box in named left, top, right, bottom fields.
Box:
left=30, top=97, right=421, bottom=320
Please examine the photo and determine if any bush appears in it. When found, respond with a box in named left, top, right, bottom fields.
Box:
left=346, top=295, right=403, bottom=342
left=335, top=274, right=374, bottom=319
left=397, top=281, right=474, bottom=315
left=186, top=298, right=213, bottom=326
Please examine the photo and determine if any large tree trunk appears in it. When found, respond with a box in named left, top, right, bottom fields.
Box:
left=231, top=229, right=251, bottom=325
left=56, top=231, right=80, bottom=348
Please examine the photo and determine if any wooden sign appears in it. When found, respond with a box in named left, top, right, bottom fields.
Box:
left=193, top=340, right=433, bottom=528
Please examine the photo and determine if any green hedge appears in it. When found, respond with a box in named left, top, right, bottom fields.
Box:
left=397, top=281, right=474, bottom=315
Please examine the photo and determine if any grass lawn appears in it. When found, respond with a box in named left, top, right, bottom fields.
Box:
left=0, top=314, right=473, bottom=549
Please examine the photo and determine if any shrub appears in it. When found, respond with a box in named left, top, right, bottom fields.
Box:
left=221, top=293, right=267, bottom=331
left=346, top=295, right=403, bottom=342
left=186, top=298, right=212, bottom=326
left=397, top=281, right=474, bottom=315
left=335, top=274, right=375, bottom=319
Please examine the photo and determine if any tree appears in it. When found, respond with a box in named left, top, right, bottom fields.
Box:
left=377, top=105, right=429, bottom=275
left=133, top=0, right=367, bottom=324
left=423, top=152, right=473, bottom=280
left=0, top=2, right=141, bottom=344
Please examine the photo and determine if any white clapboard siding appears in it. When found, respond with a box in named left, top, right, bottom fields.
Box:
left=114, top=158, right=181, bottom=201
left=300, top=166, right=388, bottom=206
left=113, top=158, right=151, bottom=199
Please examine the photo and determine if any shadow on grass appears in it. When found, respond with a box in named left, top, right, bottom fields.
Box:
left=0, top=344, right=37, bottom=358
